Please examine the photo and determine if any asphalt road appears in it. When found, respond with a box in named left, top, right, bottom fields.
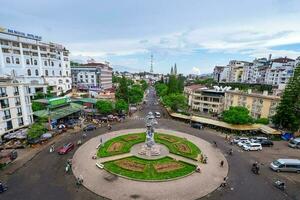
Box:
left=0, top=87, right=298, bottom=200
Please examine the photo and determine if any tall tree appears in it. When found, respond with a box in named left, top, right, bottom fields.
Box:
left=115, top=99, right=128, bottom=113
left=116, top=76, right=128, bottom=100
left=168, top=75, right=178, bottom=94
left=272, top=65, right=300, bottom=132
left=222, top=106, right=253, bottom=125
left=96, top=100, right=113, bottom=115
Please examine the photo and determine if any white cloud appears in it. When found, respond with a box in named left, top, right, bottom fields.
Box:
left=192, top=67, right=201, bottom=74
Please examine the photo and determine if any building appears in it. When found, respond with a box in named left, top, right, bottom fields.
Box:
left=265, top=57, right=295, bottom=85
left=184, top=84, right=206, bottom=106
left=0, top=78, right=33, bottom=140
left=228, top=60, right=253, bottom=82
left=71, top=62, right=113, bottom=91
left=188, top=87, right=226, bottom=114
left=0, top=27, right=72, bottom=95
left=213, top=66, right=229, bottom=82
left=224, top=89, right=280, bottom=119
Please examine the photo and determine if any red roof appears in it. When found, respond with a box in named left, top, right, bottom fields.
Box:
left=272, top=57, right=295, bottom=63
left=80, top=62, right=113, bottom=70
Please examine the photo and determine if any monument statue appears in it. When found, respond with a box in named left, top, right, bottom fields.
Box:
left=139, top=112, right=161, bottom=156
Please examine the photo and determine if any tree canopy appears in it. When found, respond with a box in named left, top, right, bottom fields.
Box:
left=128, top=85, right=144, bottom=104
left=95, top=100, right=113, bottom=115
left=162, top=93, right=187, bottom=112
left=272, top=65, right=300, bottom=132
left=222, top=106, right=254, bottom=125
left=32, top=102, right=45, bottom=112
left=115, top=99, right=128, bottom=113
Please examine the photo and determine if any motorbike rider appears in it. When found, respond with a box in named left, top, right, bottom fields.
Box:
left=228, top=148, right=233, bottom=155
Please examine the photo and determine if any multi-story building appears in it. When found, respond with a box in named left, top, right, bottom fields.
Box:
left=189, top=88, right=226, bottom=114
left=228, top=60, right=253, bottom=83
left=0, top=27, right=72, bottom=95
left=265, top=57, right=295, bottom=85
left=71, top=62, right=113, bottom=91
left=213, top=66, right=229, bottom=83
left=0, top=78, right=33, bottom=140
left=224, top=89, right=280, bottom=119
left=184, top=85, right=207, bottom=106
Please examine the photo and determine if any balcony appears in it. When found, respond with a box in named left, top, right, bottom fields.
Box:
left=0, top=93, right=8, bottom=97
left=1, top=104, right=9, bottom=109
left=19, top=122, right=24, bottom=126
left=15, top=102, right=21, bottom=106
left=17, top=112, right=22, bottom=116
left=3, top=115, right=11, bottom=120
left=14, top=91, right=19, bottom=96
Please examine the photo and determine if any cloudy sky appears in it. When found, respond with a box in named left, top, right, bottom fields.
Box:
left=1, top=0, right=300, bottom=74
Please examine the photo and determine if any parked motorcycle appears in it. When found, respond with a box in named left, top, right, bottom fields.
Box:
left=0, top=182, right=8, bottom=193
left=274, top=180, right=286, bottom=191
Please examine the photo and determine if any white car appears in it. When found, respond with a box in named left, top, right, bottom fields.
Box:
left=237, top=139, right=250, bottom=147
left=233, top=137, right=248, bottom=144
left=155, top=112, right=161, bottom=118
left=243, top=143, right=262, bottom=151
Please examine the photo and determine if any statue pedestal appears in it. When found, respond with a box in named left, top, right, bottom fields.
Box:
left=138, top=144, right=161, bottom=157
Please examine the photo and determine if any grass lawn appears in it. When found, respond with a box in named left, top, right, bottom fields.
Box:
left=155, top=133, right=201, bottom=160
left=103, top=156, right=196, bottom=181
left=98, top=133, right=146, bottom=157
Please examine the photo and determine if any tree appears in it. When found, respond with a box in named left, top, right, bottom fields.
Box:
left=116, top=76, right=129, bottom=100
left=34, top=92, right=45, bottom=100
left=128, top=85, right=144, bottom=104
left=155, top=83, right=168, bottom=97
left=115, top=99, right=128, bottom=113
left=222, top=106, right=254, bottom=125
left=96, top=100, right=113, bottom=115
left=27, top=118, right=48, bottom=139
left=140, top=80, right=148, bottom=91
left=168, top=75, right=178, bottom=94
left=162, top=93, right=187, bottom=112
left=255, top=118, right=269, bottom=125
left=32, top=102, right=45, bottom=112
left=272, top=65, right=300, bottom=132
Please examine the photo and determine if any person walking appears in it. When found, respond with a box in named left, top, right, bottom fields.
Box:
left=220, top=160, right=224, bottom=167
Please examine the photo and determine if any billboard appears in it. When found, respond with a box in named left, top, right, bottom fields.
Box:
left=48, top=97, right=70, bottom=107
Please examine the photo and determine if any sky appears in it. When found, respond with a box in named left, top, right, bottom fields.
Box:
left=1, top=0, right=300, bottom=75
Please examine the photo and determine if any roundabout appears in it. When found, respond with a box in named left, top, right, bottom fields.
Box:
left=72, top=128, right=228, bottom=200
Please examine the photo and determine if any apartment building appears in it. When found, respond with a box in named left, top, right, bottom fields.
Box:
left=228, top=60, right=253, bottom=82
left=0, top=27, right=72, bottom=95
left=71, top=62, right=113, bottom=91
left=0, top=78, right=33, bottom=140
left=213, top=66, right=229, bottom=83
left=265, top=57, right=295, bottom=85
left=224, top=89, right=280, bottom=119
left=189, top=88, right=225, bottom=114
left=184, top=85, right=207, bottom=106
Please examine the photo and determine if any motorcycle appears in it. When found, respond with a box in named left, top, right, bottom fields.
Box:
left=0, top=182, right=8, bottom=193
left=251, top=165, right=260, bottom=175
left=274, top=180, right=286, bottom=191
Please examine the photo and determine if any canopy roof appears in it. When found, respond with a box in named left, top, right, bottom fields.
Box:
left=33, top=103, right=83, bottom=120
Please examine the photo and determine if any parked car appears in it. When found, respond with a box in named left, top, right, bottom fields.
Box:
left=233, top=137, right=248, bottom=144
left=288, top=138, right=300, bottom=149
left=270, top=159, right=300, bottom=173
left=191, top=122, right=203, bottom=129
left=237, top=139, right=250, bottom=147
left=243, top=143, right=262, bottom=151
left=83, top=124, right=97, bottom=132
left=259, top=139, right=274, bottom=147
left=154, top=112, right=161, bottom=118
left=57, top=143, right=75, bottom=155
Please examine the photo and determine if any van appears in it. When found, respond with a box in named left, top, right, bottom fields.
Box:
left=270, top=159, right=300, bottom=173
left=288, top=138, right=300, bottom=148
left=243, top=143, right=262, bottom=151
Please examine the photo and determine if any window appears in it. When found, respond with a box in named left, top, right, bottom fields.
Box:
left=3, top=110, right=11, bottom=119
left=22, top=44, right=29, bottom=48
left=34, top=60, right=38, bottom=65
left=18, top=117, right=24, bottom=126
left=52, top=70, right=55, bottom=76
left=35, top=69, right=39, bottom=76
left=0, top=87, right=7, bottom=97
left=65, top=64, right=68, bottom=68
left=31, top=45, right=37, bottom=50
left=6, top=120, right=13, bottom=130
left=15, top=97, right=21, bottom=106
left=59, top=71, right=62, bottom=76
left=66, top=79, right=69, bottom=83
left=0, top=99, right=9, bottom=108
left=12, top=42, right=19, bottom=47
left=27, top=69, right=31, bottom=76
left=66, top=71, right=69, bottom=76
left=6, top=57, right=10, bottom=64
left=26, top=59, right=30, bottom=65
left=14, top=87, right=19, bottom=95
left=44, top=61, right=47, bottom=66
left=45, top=70, right=49, bottom=76
left=51, top=61, right=54, bottom=66
left=15, top=58, right=20, bottom=64
left=58, top=79, right=63, bottom=84
left=59, top=63, right=61, bottom=67
left=17, top=107, right=22, bottom=116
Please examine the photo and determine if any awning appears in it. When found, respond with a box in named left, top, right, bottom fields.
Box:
left=34, top=103, right=84, bottom=120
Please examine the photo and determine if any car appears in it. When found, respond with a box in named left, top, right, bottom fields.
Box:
left=191, top=122, right=203, bottom=129
left=57, top=143, right=75, bottom=155
left=83, top=124, right=97, bottom=132
left=270, top=159, right=300, bottom=173
left=154, top=112, right=161, bottom=118
left=148, top=112, right=153, bottom=116
left=233, top=137, right=248, bottom=144
left=288, top=138, right=300, bottom=149
left=243, top=143, right=262, bottom=151
left=259, top=139, right=274, bottom=147
left=237, top=139, right=250, bottom=147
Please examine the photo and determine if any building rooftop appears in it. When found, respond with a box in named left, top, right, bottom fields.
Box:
left=185, top=84, right=206, bottom=91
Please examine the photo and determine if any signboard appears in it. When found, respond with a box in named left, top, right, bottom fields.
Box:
left=0, top=26, right=42, bottom=41
left=48, top=97, right=70, bottom=107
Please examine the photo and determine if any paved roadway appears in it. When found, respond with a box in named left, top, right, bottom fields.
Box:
left=0, top=86, right=298, bottom=200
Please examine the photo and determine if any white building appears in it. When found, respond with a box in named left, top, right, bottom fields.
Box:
left=228, top=60, right=252, bottom=83
left=213, top=66, right=229, bottom=82
left=0, top=27, right=72, bottom=95
left=265, top=57, right=295, bottom=85
left=0, top=78, right=33, bottom=140
left=71, top=62, right=113, bottom=91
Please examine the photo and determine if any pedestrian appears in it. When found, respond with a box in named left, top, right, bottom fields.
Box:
left=220, top=160, right=224, bottom=167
